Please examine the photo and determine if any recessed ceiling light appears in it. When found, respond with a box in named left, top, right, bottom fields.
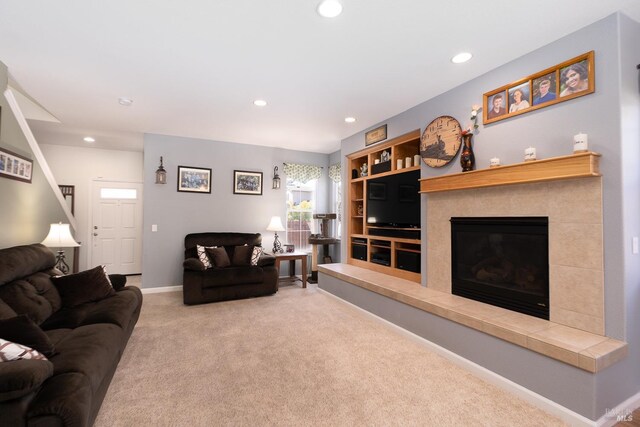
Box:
left=345, top=117, right=356, bottom=123
left=118, top=97, right=133, bottom=106
left=451, top=52, right=473, bottom=64
left=317, top=0, right=343, bottom=18
left=83, top=136, right=95, bottom=143
left=254, top=99, right=267, bottom=107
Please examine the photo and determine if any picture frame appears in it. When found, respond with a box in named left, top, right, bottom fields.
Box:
left=365, top=124, right=388, bottom=146
left=483, top=51, right=594, bottom=125
left=0, top=146, right=33, bottom=183
left=233, top=170, right=263, bottom=195
left=177, top=166, right=211, bottom=193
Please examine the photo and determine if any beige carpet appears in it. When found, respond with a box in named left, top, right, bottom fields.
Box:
left=95, top=284, right=566, bottom=426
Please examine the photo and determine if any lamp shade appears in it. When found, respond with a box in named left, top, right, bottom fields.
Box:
left=266, top=216, right=285, bottom=232
left=41, top=223, right=80, bottom=248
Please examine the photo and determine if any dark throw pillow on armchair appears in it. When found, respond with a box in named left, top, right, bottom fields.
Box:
left=51, top=265, right=116, bottom=308
left=205, top=247, right=231, bottom=268
left=0, top=315, right=55, bottom=357
left=232, top=245, right=253, bottom=266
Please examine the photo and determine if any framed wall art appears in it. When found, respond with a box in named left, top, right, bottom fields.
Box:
left=365, top=124, right=387, bottom=146
left=233, top=170, right=263, bottom=195
left=177, top=166, right=211, bottom=193
left=0, top=146, right=33, bottom=183
left=483, top=51, right=594, bottom=125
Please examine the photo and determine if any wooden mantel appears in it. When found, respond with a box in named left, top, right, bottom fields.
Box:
left=420, top=151, right=601, bottom=193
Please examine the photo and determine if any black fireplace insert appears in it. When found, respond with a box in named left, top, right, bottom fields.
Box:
left=450, top=217, right=549, bottom=319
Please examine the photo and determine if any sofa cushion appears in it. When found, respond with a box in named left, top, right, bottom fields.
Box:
left=0, top=315, right=55, bottom=357
left=0, top=244, right=56, bottom=287
left=0, top=279, right=57, bottom=325
left=0, top=299, right=17, bottom=320
left=197, top=245, right=215, bottom=269
left=0, top=358, right=53, bottom=402
left=51, top=266, right=116, bottom=308
left=206, top=247, right=231, bottom=268
left=0, top=339, right=47, bottom=362
left=201, top=266, right=265, bottom=288
left=232, top=245, right=253, bottom=266
left=50, top=323, right=123, bottom=394
left=40, top=287, right=142, bottom=331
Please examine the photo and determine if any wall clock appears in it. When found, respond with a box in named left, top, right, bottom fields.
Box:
left=420, top=115, right=462, bottom=168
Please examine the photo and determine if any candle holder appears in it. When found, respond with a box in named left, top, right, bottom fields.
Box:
left=524, top=147, right=537, bottom=162
left=573, top=132, right=589, bottom=153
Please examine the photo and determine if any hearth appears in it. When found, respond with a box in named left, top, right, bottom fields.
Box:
left=450, top=217, right=549, bottom=319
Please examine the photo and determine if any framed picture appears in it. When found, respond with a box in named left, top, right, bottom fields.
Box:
left=483, top=51, right=594, bottom=125
left=177, top=166, right=211, bottom=193
left=532, top=72, right=557, bottom=106
left=0, top=146, right=33, bottom=183
left=233, top=170, right=263, bottom=195
left=365, top=124, right=387, bottom=146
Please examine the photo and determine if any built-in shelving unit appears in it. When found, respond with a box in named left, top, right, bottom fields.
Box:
left=347, top=129, right=422, bottom=283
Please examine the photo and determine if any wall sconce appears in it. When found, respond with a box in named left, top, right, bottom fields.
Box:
left=272, top=166, right=281, bottom=189
left=155, top=156, right=167, bottom=184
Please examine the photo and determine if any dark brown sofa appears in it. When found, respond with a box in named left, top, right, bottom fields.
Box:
left=183, top=232, right=278, bottom=305
left=0, top=243, right=142, bottom=426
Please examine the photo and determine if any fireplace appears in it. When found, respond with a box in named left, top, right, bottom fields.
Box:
left=450, top=217, right=549, bottom=319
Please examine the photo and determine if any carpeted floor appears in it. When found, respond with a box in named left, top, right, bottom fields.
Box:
left=95, top=283, right=566, bottom=426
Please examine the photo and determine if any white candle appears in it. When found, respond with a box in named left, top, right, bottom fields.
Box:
left=574, top=132, right=588, bottom=152
left=397, top=159, right=403, bottom=169
left=405, top=157, right=412, bottom=168
left=490, top=157, right=500, bottom=167
left=524, top=147, right=536, bottom=161
left=414, top=154, right=421, bottom=166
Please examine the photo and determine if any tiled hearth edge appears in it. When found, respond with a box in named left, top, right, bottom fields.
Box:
left=319, top=263, right=627, bottom=373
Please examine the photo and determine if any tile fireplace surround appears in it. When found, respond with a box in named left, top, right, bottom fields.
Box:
left=424, top=156, right=604, bottom=335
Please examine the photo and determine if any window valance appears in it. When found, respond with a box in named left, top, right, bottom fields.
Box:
left=283, top=163, right=322, bottom=184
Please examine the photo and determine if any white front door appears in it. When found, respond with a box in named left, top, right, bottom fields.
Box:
left=91, top=181, right=143, bottom=275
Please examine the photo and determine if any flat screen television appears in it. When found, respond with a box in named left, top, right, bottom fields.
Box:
left=366, top=170, right=420, bottom=228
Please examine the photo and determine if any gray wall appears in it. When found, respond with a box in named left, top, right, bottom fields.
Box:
left=0, top=61, right=67, bottom=248
left=142, top=133, right=331, bottom=288
left=336, top=13, right=640, bottom=420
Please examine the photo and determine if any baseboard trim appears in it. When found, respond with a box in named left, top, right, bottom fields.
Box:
left=317, top=287, right=601, bottom=427
left=140, top=285, right=182, bottom=294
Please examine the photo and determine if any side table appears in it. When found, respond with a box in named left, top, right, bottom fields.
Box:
left=273, top=252, right=308, bottom=288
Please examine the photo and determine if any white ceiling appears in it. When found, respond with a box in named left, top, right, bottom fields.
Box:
left=1, top=0, right=639, bottom=154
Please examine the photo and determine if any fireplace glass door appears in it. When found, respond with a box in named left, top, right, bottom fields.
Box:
left=451, top=217, right=549, bottom=319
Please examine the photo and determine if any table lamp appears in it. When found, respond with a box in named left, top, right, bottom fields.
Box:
left=41, top=222, right=80, bottom=274
left=266, top=216, right=285, bottom=253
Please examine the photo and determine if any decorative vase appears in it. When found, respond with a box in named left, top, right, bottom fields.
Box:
left=460, top=133, right=475, bottom=172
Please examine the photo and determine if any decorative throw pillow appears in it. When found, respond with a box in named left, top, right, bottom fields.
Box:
left=232, top=245, right=253, bottom=266
left=197, top=245, right=216, bottom=269
left=250, top=246, right=263, bottom=266
left=51, top=265, right=116, bottom=308
left=0, top=315, right=55, bottom=357
left=0, top=338, right=47, bottom=362
left=205, top=247, right=231, bottom=268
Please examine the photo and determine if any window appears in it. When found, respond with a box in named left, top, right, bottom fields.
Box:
left=286, top=178, right=317, bottom=252
left=100, top=188, right=137, bottom=199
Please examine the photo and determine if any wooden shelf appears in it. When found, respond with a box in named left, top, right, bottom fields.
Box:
left=419, top=151, right=600, bottom=193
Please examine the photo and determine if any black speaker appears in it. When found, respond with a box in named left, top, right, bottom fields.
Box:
left=397, top=251, right=420, bottom=273
left=351, top=244, right=367, bottom=261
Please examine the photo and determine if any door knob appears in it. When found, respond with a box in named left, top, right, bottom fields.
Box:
left=93, top=233, right=98, bottom=236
